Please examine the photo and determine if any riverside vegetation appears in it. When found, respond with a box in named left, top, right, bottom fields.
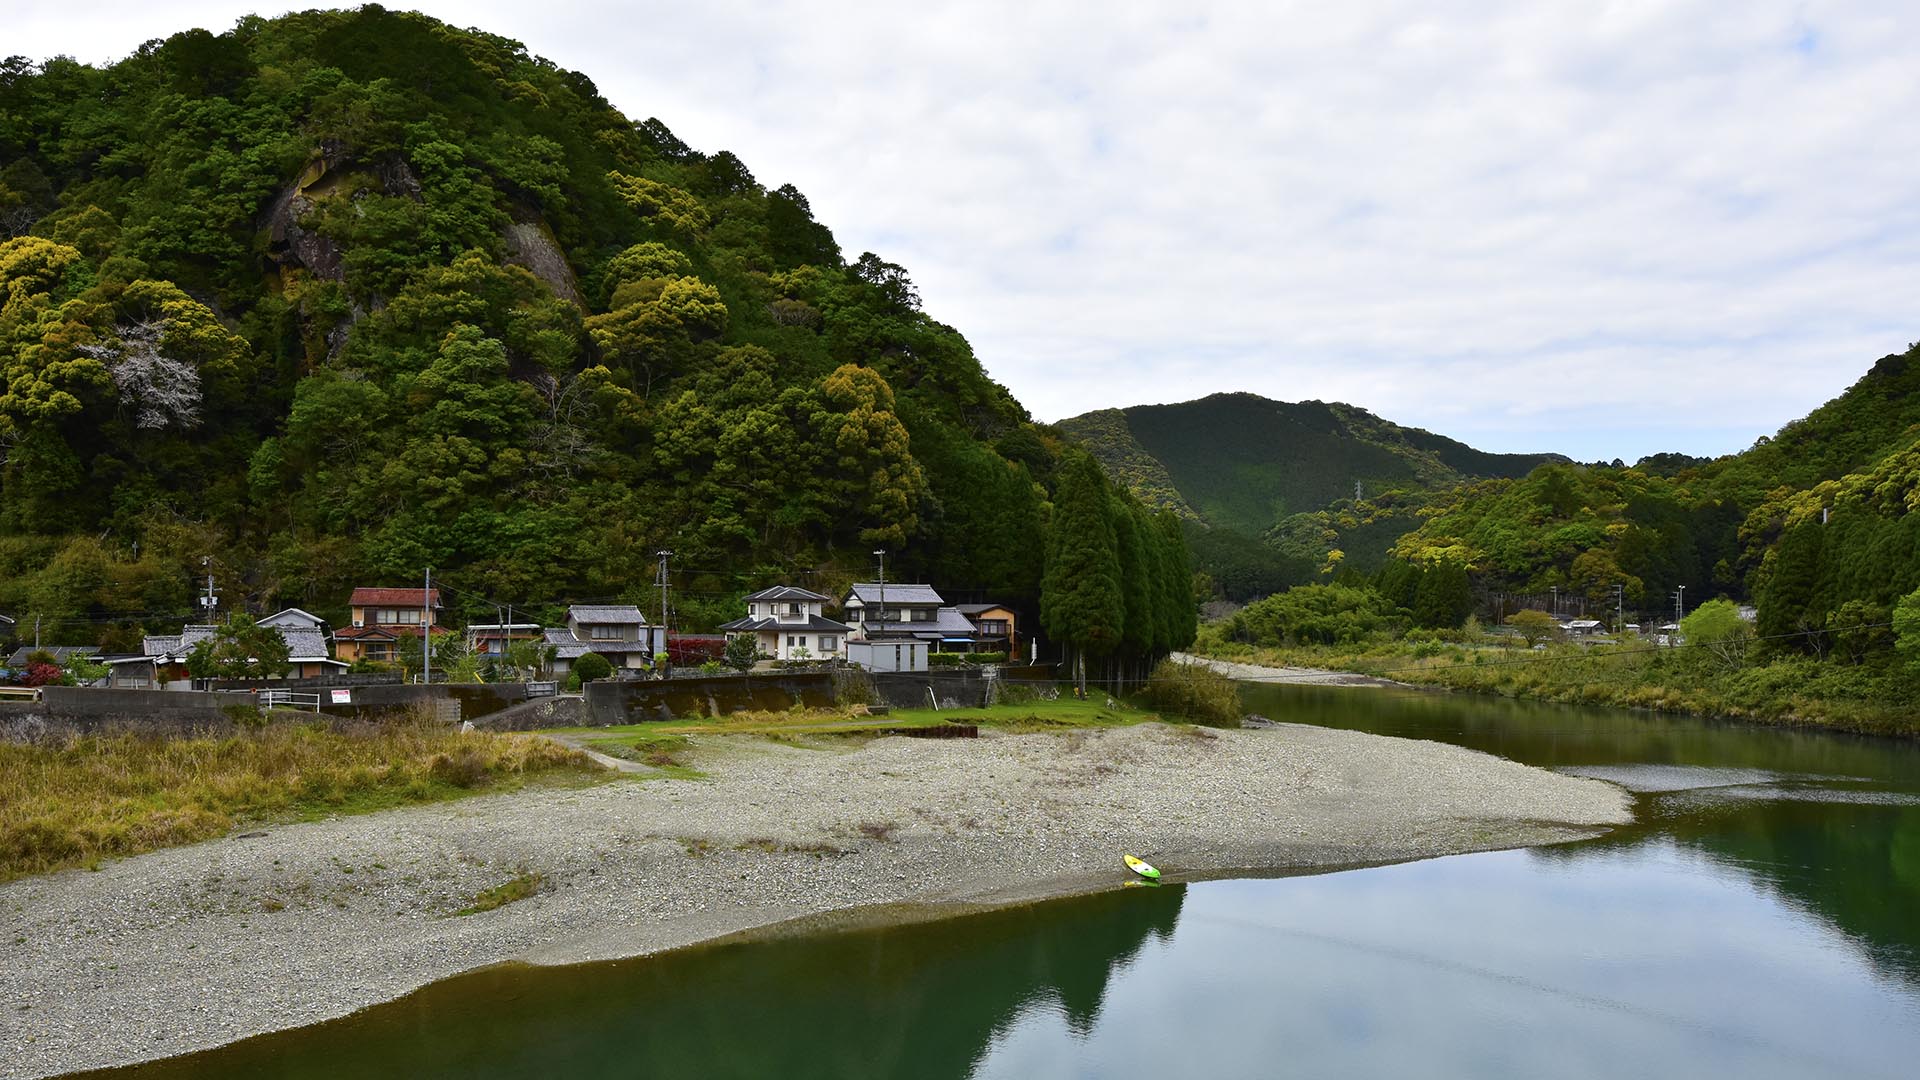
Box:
left=0, top=713, right=597, bottom=880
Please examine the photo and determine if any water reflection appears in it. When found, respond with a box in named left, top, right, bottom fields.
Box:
left=84, top=684, right=1920, bottom=1079
left=86, top=885, right=1186, bottom=1079
left=1240, top=683, right=1920, bottom=990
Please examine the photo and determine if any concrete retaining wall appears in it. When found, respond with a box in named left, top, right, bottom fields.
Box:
left=314, top=683, right=528, bottom=723
left=2, top=687, right=240, bottom=739
left=584, top=672, right=836, bottom=726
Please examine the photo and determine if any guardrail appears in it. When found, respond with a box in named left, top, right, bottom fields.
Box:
left=0, top=686, right=41, bottom=700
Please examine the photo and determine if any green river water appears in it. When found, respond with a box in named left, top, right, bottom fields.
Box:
left=86, top=684, right=1920, bottom=1078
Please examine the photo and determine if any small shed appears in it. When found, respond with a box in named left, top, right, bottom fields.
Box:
left=848, top=638, right=929, bottom=673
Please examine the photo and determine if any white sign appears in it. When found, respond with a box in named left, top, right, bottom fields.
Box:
left=330, top=688, right=352, bottom=704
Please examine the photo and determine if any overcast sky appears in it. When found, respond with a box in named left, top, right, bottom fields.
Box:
left=14, top=2, right=1919, bottom=461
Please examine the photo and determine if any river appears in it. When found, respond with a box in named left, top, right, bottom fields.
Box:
left=84, top=684, right=1920, bottom=1078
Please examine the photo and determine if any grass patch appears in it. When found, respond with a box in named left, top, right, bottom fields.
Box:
left=455, top=869, right=544, bottom=915
left=0, top=720, right=602, bottom=882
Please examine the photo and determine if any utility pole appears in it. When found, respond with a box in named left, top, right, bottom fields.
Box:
left=656, top=550, right=672, bottom=653
left=1677, top=585, right=1686, bottom=626
left=871, top=550, right=887, bottom=641
left=422, top=567, right=432, bottom=685
left=33, top=614, right=41, bottom=650
left=200, top=556, right=219, bottom=624
left=1614, top=583, right=1625, bottom=637
left=1550, top=586, right=1558, bottom=621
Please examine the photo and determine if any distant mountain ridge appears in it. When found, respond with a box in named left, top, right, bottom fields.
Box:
left=1059, top=392, right=1565, bottom=538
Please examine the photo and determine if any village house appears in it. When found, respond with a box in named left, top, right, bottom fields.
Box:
left=717, top=586, right=851, bottom=661
left=540, top=604, right=664, bottom=677
left=465, top=622, right=543, bottom=658
left=955, top=603, right=1019, bottom=655
left=841, top=583, right=980, bottom=648
left=5, top=644, right=99, bottom=669
left=334, top=587, right=450, bottom=664
left=105, top=612, right=346, bottom=689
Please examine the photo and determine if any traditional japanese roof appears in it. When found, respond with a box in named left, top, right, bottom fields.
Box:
left=859, top=606, right=979, bottom=641
left=542, top=626, right=651, bottom=658
left=567, top=604, right=650, bottom=625
left=844, top=583, right=945, bottom=606
left=742, top=585, right=833, bottom=603
left=334, top=625, right=400, bottom=641
left=138, top=625, right=339, bottom=664
left=717, top=614, right=853, bottom=633
left=348, top=587, right=443, bottom=609
left=954, top=603, right=1014, bottom=617
left=7, top=645, right=100, bottom=666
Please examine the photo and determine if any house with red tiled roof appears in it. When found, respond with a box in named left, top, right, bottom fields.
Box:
left=335, top=587, right=450, bottom=664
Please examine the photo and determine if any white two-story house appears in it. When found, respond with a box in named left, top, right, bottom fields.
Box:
left=718, top=587, right=851, bottom=661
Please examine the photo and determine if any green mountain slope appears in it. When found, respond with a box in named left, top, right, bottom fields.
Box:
left=0, top=7, right=1190, bottom=663
left=1061, top=393, right=1562, bottom=537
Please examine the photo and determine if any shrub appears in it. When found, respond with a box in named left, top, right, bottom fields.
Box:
left=1142, top=659, right=1243, bottom=726
left=572, top=652, right=614, bottom=683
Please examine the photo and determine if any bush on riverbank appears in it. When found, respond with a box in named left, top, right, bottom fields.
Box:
left=1142, top=658, right=1244, bottom=727
left=0, top=716, right=599, bottom=881
left=1195, top=637, right=1920, bottom=737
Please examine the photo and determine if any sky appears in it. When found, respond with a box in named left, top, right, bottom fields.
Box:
left=13, top=1, right=1920, bottom=461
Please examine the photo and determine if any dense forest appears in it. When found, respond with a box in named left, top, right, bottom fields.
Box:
left=0, top=5, right=1192, bottom=671
left=1058, top=393, right=1563, bottom=600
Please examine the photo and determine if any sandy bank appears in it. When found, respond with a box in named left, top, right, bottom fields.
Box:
left=0, top=722, right=1629, bottom=1078
left=1171, top=650, right=1408, bottom=687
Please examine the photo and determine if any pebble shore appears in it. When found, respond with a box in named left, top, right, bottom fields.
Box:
left=0, top=721, right=1629, bottom=1078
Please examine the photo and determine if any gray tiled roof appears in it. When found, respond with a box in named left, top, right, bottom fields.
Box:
left=717, top=614, right=852, bottom=633
left=567, top=604, right=650, bottom=625
left=845, top=583, right=945, bottom=606
left=7, top=645, right=100, bottom=666
left=860, top=607, right=979, bottom=638
left=743, top=585, right=833, bottom=603
left=140, top=624, right=334, bottom=663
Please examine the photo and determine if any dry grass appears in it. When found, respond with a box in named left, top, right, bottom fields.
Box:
left=0, top=718, right=598, bottom=881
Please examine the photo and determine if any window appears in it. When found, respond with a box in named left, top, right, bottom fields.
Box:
left=787, top=603, right=802, bottom=616
left=590, top=624, right=623, bottom=640
left=820, top=636, right=837, bottom=652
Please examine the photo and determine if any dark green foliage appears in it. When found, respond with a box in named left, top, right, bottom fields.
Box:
left=0, top=8, right=1191, bottom=648
left=723, top=633, right=758, bottom=672
left=1411, top=560, right=1472, bottom=629
left=185, top=613, right=292, bottom=680
left=1040, top=452, right=1123, bottom=669
left=572, top=651, right=613, bottom=682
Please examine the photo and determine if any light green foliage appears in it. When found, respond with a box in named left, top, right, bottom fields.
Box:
left=1894, top=588, right=1920, bottom=674
left=1507, top=609, right=1559, bottom=647
left=1142, top=659, right=1242, bottom=726
left=1680, top=598, right=1752, bottom=668
left=1220, top=583, right=1405, bottom=647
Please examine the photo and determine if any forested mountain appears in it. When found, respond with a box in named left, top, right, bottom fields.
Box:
left=1386, top=343, right=1920, bottom=641
left=0, top=6, right=1191, bottom=671
left=1060, top=393, right=1562, bottom=597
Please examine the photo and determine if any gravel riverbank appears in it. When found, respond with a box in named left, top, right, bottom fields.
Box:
left=1171, top=650, right=1409, bottom=687
left=1, top=722, right=1629, bottom=1078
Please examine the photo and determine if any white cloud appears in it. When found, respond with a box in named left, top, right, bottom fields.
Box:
left=13, top=1, right=1919, bottom=460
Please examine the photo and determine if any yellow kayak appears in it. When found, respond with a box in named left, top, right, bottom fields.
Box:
left=1124, top=854, right=1160, bottom=880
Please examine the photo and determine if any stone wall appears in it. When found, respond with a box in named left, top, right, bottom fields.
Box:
left=314, top=683, right=528, bottom=723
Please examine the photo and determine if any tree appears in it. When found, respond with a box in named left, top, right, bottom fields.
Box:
left=1040, top=451, right=1123, bottom=694
left=1411, top=560, right=1472, bottom=629
left=573, top=651, right=613, bottom=682
left=1508, top=609, right=1559, bottom=648
left=724, top=633, right=758, bottom=672
left=185, top=614, right=292, bottom=680
left=1890, top=587, right=1920, bottom=674
left=1680, top=598, right=1752, bottom=668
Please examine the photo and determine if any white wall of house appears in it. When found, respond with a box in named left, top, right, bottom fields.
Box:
left=847, top=640, right=927, bottom=672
